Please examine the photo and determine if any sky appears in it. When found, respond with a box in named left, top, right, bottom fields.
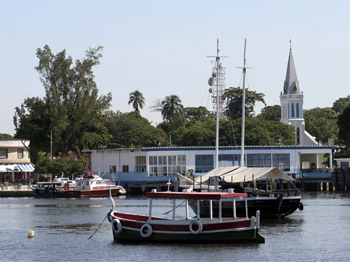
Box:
left=1, top=0, right=350, bottom=136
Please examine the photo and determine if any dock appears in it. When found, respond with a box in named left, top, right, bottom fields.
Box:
left=296, top=169, right=350, bottom=191
left=0, top=184, right=35, bottom=197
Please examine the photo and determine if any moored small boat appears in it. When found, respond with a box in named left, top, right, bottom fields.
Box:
left=31, top=182, right=63, bottom=197
left=107, top=190, right=265, bottom=243
left=59, top=171, right=126, bottom=197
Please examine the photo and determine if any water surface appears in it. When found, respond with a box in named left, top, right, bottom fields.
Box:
left=0, top=192, right=349, bottom=262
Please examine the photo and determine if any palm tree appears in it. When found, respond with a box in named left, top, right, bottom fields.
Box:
left=160, top=95, right=184, bottom=123
left=128, top=90, right=145, bottom=112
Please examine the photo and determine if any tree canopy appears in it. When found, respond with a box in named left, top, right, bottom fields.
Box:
left=258, top=105, right=281, bottom=121
left=338, top=104, right=350, bottom=147
left=128, top=90, right=145, bottom=112
left=224, top=87, right=266, bottom=120
left=105, top=111, right=167, bottom=148
left=304, top=107, right=338, bottom=144
left=157, top=95, right=184, bottom=123
left=332, top=96, right=350, bottom=113
left=0, top=133, right=13, bottom=139
left=14, top=45, right=111, bottom=160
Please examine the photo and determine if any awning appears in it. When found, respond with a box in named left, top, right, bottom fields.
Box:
left=17, top=163, right=35, bottom=172
left=0, top=164, right=21, bottom=172
left=196, top=166, right=295, bottom=183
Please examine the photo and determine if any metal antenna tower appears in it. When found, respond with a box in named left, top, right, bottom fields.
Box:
left=208, top=39, right=227, bottom=121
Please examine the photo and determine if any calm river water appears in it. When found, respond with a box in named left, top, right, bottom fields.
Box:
left=0, top=192, right=349, bottom=262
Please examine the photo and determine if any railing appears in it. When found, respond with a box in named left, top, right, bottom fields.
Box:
left=0, top=183, right=32, bottom=191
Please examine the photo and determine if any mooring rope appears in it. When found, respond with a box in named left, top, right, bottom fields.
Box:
left=88, top=212, right=109, bottom=240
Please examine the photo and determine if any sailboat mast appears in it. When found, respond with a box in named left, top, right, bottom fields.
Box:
left=240, top=39, right=247, bottom=167
left=215, top=39, right=220, bottom=170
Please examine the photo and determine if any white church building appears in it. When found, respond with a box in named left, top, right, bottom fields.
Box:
left=280, top=46, right=318, bottom=146
left=85, top=45, right=336, bottom=185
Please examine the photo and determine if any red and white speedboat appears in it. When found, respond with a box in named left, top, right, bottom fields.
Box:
left=107, top=190, right=265, bottom=243
left=59, top=171, right=126, bottom=197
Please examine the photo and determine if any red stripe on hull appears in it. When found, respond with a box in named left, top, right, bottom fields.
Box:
left=62, top=188, right=120, bottom=197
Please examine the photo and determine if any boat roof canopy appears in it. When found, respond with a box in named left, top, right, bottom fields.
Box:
left=196, top=166, right=295, bottom=183
left=146, top=191, right=247, bottom=200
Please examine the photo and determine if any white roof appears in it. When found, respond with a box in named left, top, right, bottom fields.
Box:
left=196, top=166, right=295, bottom=183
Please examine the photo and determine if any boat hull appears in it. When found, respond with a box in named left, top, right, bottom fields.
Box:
left=31, top=187, right=63, bottom=198
left=109, top=212, right=264, bottom=244
left=60, top=188, right=121, bottom=197
left=192, top=196, right=302, bottom=218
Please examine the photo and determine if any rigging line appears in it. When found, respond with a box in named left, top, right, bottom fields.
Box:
left=246, top=71, right=255, bottom=90
left=261, top=116, right=272, bottom=145
left=162, top=200, right=186, bottom=215
left=229, top=119, right=237, bottom=146
left=222, top=58, right=239, bottom=68
left=88, top=212, right=108, bottom=240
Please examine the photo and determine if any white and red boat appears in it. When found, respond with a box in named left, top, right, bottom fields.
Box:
left=52, top=176, right=76, bottom=191
left=59, top=171, right=126, bottom=197
left=107, top=190, right=265, bottom=243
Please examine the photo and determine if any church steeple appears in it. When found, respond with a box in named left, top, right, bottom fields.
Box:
left=280, top=41, right=317, bottom=145
left=283, top=41, right=300, bottom=95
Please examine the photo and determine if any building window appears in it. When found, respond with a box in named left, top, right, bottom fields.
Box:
left=296, top=103, right=299, bottom=118
left=122, top=165, right=129, bottom=173
left=247, top=154, right=271, bottom=167
left=195, top=155, right=214, bottom=173
left=219, top=154, right=241, bottom=166
left=17, top=149, right=24, bottom=159
left=149, top=156, right=157, bottom=165
left=291, top=103, right=295, bottom=117
left=149, top=155, right=186, bottom=176
left=110, top=165, right=116, bottom=173
left=135, top=156, right=146, bottom=172
left=0, top=149, right=8, bottom=159
left=273, top=154, right=290, bottom=171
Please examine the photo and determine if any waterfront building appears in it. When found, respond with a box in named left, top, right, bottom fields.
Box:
left=84, top=44, right=336, bottom=185
left=84, top=145, right=335, bottom=186
left=0, top=139, right=35, bottom=183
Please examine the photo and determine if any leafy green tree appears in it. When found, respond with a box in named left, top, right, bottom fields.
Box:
left=14, top=45, right=112, bottom=158
left=14, top=97, right=51, bottom=163
left=258, top=105, right=281, bottom=121
left=224, top=87, right=266, bottom=120
left=338, top=104, right=350, bottom=146
left=332, top=96, right=350, bottom=113
left=220, top=118, right=295, bottom=146
left=105, top=111, right=167, bottom=148
left=304, top=107, right=338, bottom=144
left=128, top=90, right=145, bottom=112
left=184, top=106, right=213, bottom=122
left=0, top=133, right=13, bottom=139
left=35, top=152, right=86, bottom=177
left=171, top=118, right=216, bottom=146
